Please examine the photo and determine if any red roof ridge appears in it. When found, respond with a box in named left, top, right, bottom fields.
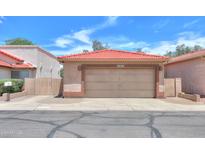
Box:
left=175, top=50, right=205, bottom=58
left=0, top=59, right=11, bottom=68
left=10, top=62, right=36, bottom=69
left=0, top=45, right=57, bottom=60
left=0, top=50, right=24, bottom=62
left=166, top=50, right=205, bottom=64
left=108, top=49, right=168, bottom=58
left=58, top=49, right=105, bottom=58
left=0, top=50, right=36, bottom=69
left=58, top=49, right=168, bottom=59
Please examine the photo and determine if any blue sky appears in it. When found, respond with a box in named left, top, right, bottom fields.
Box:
left=1, top=16, right=205, bottom=56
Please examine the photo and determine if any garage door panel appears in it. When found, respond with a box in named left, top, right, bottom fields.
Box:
left=119, top=75, right=155, bottom=82
left=86, top=75, right=119, bottom=82
left=85, top=68, right=155, bottom=98
left=85, top=90, right=119, bottom=98
left=86, top=82, right=119, bottom=90
left=86, top=69, right=115, bottom=75
left=118, top=69, right=154, bottom=75
left=118, top=90, right=154, bottom=98
left=119, top=82, right=155, bottom=90
left=85, top=90, right=154, bottom=98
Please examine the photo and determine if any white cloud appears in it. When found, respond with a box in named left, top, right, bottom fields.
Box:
left=51, top=31, right=205, bottom=56
left=178, top=31, right=200, bottom=39
left=177, top=36, right=205, bottom=47
left=100, top=16, right=118, bottom=28
left=72, top=29, right=94, bottom=44
left=53, top=16, right=119, bottom=48
left=98, top=35, right=149, bottom=50
left=112, top=41, right=149, bottom=49
left=55, top=36, right=73, bottom=48
left=50, top=45, right=92, bottom=56
left=143, top=41, right=176, bottom=55
left=183, top=19, right=199, bottom=28
left=145, top=31, right=205, bottom=55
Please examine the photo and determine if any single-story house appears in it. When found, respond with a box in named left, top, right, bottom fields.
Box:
left=0, top=49, right=35, bottom=79
left=165, top=50, right=205, bottom=96
left=0, top=45, right=61, bottom=79
left=58, top=49, right=168, bottom=98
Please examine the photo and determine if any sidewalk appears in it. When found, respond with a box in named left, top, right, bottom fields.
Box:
left=0, top=96, right=205, bottom=111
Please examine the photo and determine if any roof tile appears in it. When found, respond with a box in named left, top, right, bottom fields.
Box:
left=166, top=50, right=205, bottom=64
left=0, top=60, right=11, bottom=68
left=58, top=49, right=168, bottom=61
left=0, top=59, right=35, bottom=69
left=0, top=50, right=24, bottom=62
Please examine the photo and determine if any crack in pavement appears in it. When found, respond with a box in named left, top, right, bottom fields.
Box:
left=0, top=117, right=57, bottom=126
left=145, top=114, right=162, bottom=138
left=0, top=110, right=32, bottom=119
left=47, top=113, right=85, bottom=138
left=57, top=129, right=85, bottom=138
left=46, top=111, right=109, bottom=138
left=73, top=112, right=163, bottom=138
left=87, top=114, right=149, bottom=119
left=0, top=111, right=204, bottom=138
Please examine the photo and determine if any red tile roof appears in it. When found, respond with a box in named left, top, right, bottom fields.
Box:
left=0, top=49, right=35, bottom=69
left=0, top=60, right=11, bottom=68
left=0, top=59, right=35, bottom=69
left=11, top=63, right=35, bottom=69
left=0, top=50, right=24, bottom=62
left=166, top=50, right=205, bottom=65
left=58, top=49, right=168, bottom=62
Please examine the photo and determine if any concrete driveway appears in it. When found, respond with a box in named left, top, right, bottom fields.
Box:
left=0, top=95, right=205, bottom=111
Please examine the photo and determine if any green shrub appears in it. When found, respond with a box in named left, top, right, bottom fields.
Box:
left=0, top=79, right=24, bottom=96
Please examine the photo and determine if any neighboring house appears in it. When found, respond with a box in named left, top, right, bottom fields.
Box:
left=0, top=50, right=35, bottom=79
left=165, top=50, right=205, bottom=96
left=0, top=45, right=61, bottom=79
left=58, top=49, right=168, bottom=98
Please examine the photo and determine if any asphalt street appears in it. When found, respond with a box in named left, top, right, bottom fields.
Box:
left=0, top=111, right=205, bottom=138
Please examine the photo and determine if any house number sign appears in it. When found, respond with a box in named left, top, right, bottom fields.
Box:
left=116, top=64, right=125, bottom=68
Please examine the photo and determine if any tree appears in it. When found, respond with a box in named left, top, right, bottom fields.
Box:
left=175, top=44, right=186, bottom=56
left=60, top=68, right=64, bottom=78
left=5, top=38, right=34, bottom=45
left=164, top=44, right=204, bottom=57
left=193, top=45, right=203, bottom=51
left=92, top=40, right=107, bottom=51
left=135, top=48, right=142, bottom=52
left=83, top=50, right=89, bottom=53
left=164, top=51, right=173, bottom=57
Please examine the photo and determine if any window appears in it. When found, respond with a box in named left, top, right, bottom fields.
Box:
left=11, top=70, right=29, bottom=79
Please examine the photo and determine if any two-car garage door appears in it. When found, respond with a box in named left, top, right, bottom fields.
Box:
left=85, top=68, right=155, bottom=98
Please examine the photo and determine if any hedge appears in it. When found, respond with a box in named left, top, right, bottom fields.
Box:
left=0, top=79, right=24, bottom=96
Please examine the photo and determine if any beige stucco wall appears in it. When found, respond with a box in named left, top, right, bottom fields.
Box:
left=159, top=65, right=164, bottom=93
left=63, top=63, right=82, bottom=92
left=37, top=50, right=61, bottom=78
left=0, top=67, right=11, bottom=79
left=0, top=46, right=61, bottom=78
left=63, top=62, right=165, bottom=96
left=165, top=58, right=205, bottom=95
